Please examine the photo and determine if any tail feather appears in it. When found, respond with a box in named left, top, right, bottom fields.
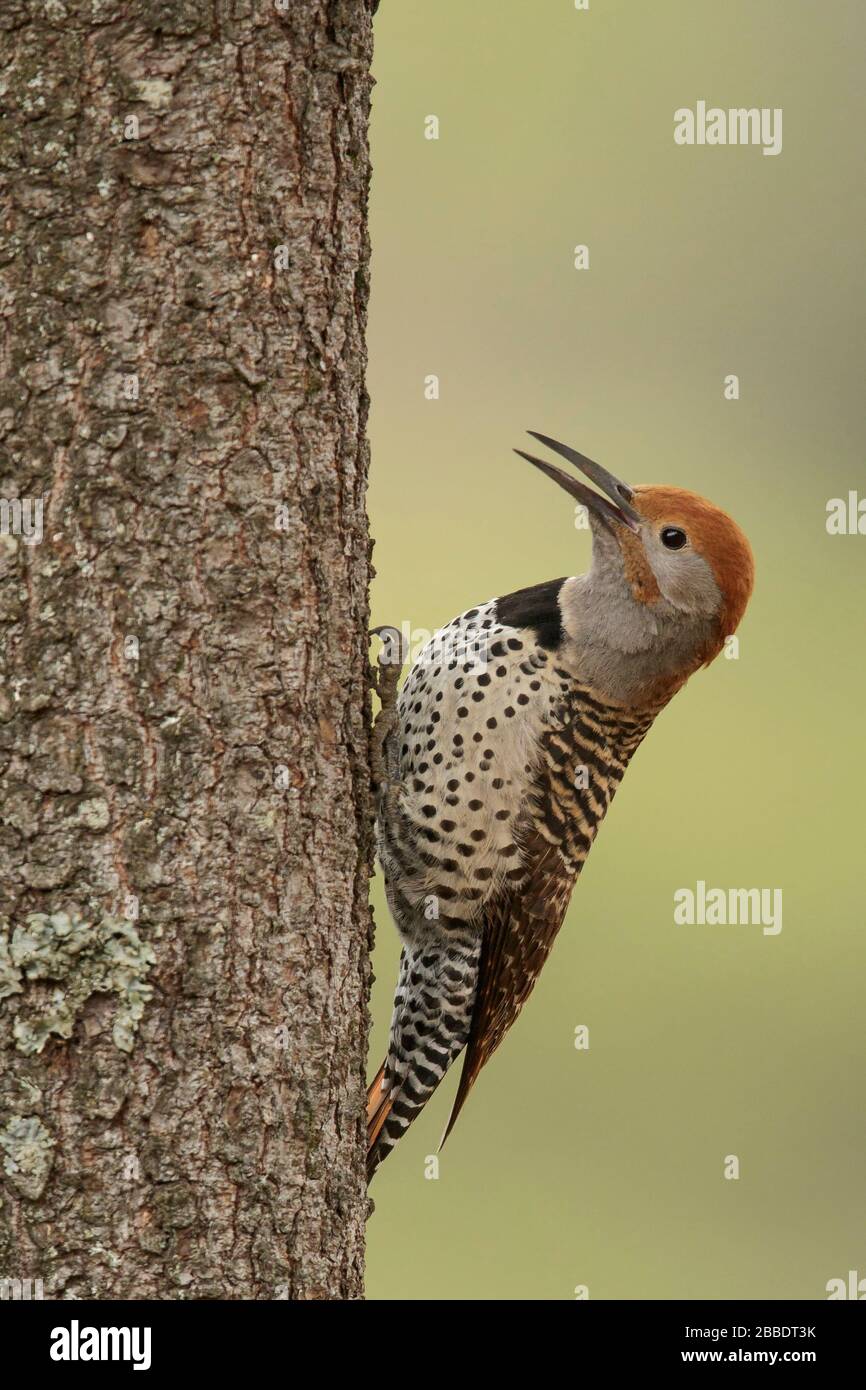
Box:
left=437, top=1058, right=477, bottom=1153
left=366, top=1061, right=393, bottom=1149
left=366, top=934, right=481, bottom=1180
left=366, top=1060, right=403, bottom=1181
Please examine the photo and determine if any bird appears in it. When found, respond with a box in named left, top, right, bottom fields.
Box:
left=367, top=432, right=754, bottom=1179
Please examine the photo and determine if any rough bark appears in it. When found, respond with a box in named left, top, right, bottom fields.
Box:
left=0, top=0, right=375, bottom=1300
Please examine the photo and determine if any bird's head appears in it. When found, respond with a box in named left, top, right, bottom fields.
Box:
left=515, top=432, right=755, bottom=703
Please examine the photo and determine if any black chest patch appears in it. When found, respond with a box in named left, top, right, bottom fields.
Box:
left=494, top=577, right=566, bottom=650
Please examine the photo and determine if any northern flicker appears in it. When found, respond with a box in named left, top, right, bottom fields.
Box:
left=367, top=432, right=754, bottom=1178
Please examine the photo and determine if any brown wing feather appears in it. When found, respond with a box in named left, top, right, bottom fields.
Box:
left=441, top=830, right=575, bottom=1147
left=438, top=676, right=657, bottom=1152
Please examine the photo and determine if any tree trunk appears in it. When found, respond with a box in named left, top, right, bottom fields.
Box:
left=0, top=0, right=375, bottom=1301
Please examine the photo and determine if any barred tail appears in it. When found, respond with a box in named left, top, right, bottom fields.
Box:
left=366, top=934, right=480, bottom=1180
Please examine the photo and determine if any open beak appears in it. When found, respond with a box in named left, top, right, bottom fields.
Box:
left=514, top=431, right=642, bottom=534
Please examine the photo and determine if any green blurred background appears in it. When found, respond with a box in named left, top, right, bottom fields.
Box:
left=364, top=0, right=865, bottom=1300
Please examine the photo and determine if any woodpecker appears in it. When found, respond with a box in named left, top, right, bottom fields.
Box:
left=367, top=433, right=754, bottom=1178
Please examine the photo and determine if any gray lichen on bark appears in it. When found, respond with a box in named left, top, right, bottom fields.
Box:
left=1, top=909, right=155, bottom=1054
left=0, top=0, right=376, bottom=1299
left=0, top=1115, right=55, bottom=1202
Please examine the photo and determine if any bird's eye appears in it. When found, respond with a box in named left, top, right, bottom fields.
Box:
left=660, top=526, right=687, bottom=550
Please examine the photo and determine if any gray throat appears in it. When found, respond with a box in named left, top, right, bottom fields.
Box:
left=557, top=571, right=717, bottom=706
